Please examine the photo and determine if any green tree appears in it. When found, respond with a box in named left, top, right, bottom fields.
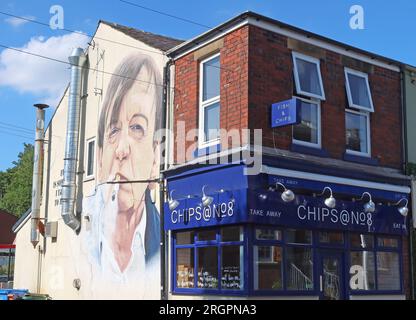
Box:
left=0, top=143, right=33, bottom=217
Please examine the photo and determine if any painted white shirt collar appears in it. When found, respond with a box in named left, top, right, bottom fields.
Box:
left=99, top=204, right=147, bottom=280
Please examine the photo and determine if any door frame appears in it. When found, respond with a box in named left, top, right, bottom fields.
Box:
left=317, top=249, right=347, bottom=300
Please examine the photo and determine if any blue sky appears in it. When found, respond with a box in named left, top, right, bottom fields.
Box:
left=0, top=0, right=415, bottom=170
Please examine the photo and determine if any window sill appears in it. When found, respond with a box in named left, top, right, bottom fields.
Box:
left=83, top=176, right=95, bottom=183
left=291, top=143, right=329, bottom=158
left=343, top=152, right=379, bottom=166
left=193, top=144, right=221, bottom=158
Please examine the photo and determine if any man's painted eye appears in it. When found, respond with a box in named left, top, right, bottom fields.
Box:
left=130, top=124, right=144, bottom=139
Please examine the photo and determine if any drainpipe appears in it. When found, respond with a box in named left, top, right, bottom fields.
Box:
left=30, top=103, right=49, bottom=248
left=160, top=59, right=174, bottom=300
left=401, top=65, right=414, bottom=300
left=61, top=48, right=86, bottom=232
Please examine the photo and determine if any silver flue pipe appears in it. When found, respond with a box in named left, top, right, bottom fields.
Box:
left=60, top=48, right=86, bottom=231
left=30, top=103, right=49, bottom=248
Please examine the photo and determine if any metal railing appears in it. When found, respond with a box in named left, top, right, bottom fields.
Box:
left=288, top=263, right=313, bottom=290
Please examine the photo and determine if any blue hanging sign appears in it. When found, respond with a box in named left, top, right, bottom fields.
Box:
left=271, top=98, right=301, bottom=128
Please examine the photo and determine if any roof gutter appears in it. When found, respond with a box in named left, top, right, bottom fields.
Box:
left=167, top=11, right=404, bottom=72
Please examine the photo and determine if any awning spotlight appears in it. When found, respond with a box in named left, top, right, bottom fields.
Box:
left=318, top=187, right=336, bottom=209
left=358, top=192, right=376, bottom=213
left=393, top=198, right=408, bottom=217
left=168, top=189, right=180, bottom=211
left=202, top=185, right=214, bottom=207
left=275, top=182, right=295, bottom=202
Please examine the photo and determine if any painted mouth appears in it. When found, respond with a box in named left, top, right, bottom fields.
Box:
left=114, top=172, right=129, bottom=182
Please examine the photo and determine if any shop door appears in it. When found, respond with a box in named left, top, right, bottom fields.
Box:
left=318, top=251, right=345, bottom=300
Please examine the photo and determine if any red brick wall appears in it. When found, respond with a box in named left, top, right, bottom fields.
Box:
left=173, top=26, right=249, bottom=164
left=248, top=25, right=403, bottom=169
left=174, top=24, right=402, bottom=168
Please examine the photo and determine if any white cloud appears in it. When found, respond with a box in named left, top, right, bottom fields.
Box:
left=0, top=32, right=88, bottom=107
left=5, top=16, right=36, bottom=27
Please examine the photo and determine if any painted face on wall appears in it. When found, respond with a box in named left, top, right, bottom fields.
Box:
left=99, top=68, right=158, bottom=213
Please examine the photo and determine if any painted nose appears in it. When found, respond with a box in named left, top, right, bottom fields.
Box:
left=115, top=131, right=130, bottom=161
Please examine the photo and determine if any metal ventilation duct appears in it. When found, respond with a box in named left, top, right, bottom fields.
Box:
left=60, top=48, right=86, bottom=232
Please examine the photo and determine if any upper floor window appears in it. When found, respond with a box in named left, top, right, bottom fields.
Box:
left=292, top=52, right=325, bottom=100
left=85, top=138, right=95, bottom=179
left=345, top=110, right=370, bottom=156
left=199, top=53, right=220, bottom=148
left=344, top=68, right=374, bottom=112
left=292, top=97, right=321, bottom=148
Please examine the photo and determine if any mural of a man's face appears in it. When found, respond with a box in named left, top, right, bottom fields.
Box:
left=99, top=67, right=158, bottom=212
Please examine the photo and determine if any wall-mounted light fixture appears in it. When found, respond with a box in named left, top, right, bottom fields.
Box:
left=202, top=185, right=214, bottom=207
left=318, top=187, right=336, bottom=208
left=275, top=182, right=295, bottom=202
left=358, top=192, right=376, bottom=213
left=393, top=198, right=408, bottom=217
left=168, top=189, right=180, bottom=210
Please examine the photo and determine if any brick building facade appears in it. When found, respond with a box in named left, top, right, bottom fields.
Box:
left=164, top=12, right=411, bottom=300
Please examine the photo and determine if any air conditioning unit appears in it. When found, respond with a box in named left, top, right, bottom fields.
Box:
left=45, top=221, right=58, bottom=238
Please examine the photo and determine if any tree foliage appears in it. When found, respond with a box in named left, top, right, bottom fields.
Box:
left=0, top=143, right=33, bottom=217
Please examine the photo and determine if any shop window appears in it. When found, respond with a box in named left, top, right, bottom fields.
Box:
left=349, top=251, right=376, bottom=291
left=376, top=252, right=400, bottom=290
left=197, top=229, right=216, bottom=242
left=255, top=228, right=282, bottom=241
left=292, top=52, right=325, bottom=100
left=350, top=234, right=374, bottom=249
left=285, top=247, right=314, bottom=291
left=197, top=247, right=218, bottom=289
left=221, top=246, right=244, bottom=290
left=377, top=237, right=399, bottom=248
left=173, top=226, right=244, bottom=293
left=349, top=234, right=401, bottom=293
left=285, top=229, right=312, bottom=245
left=176, top=231, right=195, bottom=245
left=344, top=68, right=374, bottom=112
left=345, top=110, right=370, bottom=156
left=292, top=98, right=321, bottom=148
left=254, top=246, right=283, bottom=290
left=176, top=248, right=194, bottom=288
left=319, top=231, right=344, bottom=245
left=221, top=226, right=243, bottom=242
left=199, top=53, right=220, bottom=148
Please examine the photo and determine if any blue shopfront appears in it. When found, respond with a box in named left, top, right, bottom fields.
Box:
left=164, top=163, right=411, bottom=300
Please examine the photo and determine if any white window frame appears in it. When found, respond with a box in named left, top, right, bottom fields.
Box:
left=292, top=52, right=326, bottom=101
left=85, top=137, right=96, bottom=180
left=345, top=109, right=371, bottom=157
left=292, top=96, right=322, bottom=149
left=199, top=53, right=221, bottom=149
left=344, top=67, right=374, bottom=112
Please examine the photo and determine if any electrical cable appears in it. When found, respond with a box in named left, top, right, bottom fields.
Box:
left=0, top=11, right=165, bottom=57
left=0, top=43, right=168, bottom=89
left=0, top=121, right=33, bottom=133
left=0, top=129, right=32, bottom=140
left=0, top=11, right=232, bottom=73
left=119, top=0, right=212, bottom=29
